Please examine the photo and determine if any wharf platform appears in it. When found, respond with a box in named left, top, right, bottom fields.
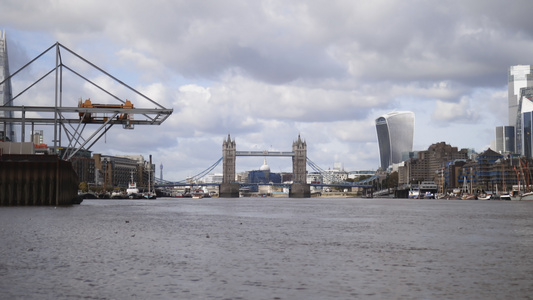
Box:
left=0, top=154, right=79, bottom=206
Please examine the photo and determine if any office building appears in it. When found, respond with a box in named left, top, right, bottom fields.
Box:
left=495, top=126, right=515, bottom=154
left=375, top=111, right=415, bottom=170
left=509, top=65, right=533, bottom=127
left=515, top=87, right=533, bottom=158
left=398, top=142, right=469, bottom=185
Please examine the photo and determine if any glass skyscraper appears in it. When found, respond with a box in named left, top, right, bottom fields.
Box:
left=0, top=30, right=15, bottom=142
left=495, top=126, right=515, bottom=154
left=509, top=65, right=533, bottom=127
left=375, top=111, right=415, bottom=170
left=515, top=87, right=533, bottom=158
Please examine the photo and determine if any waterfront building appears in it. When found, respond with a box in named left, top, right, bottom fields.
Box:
left=322, top=168, right=349, bottom=184
left=474, top=148, right=503, bottom=192
left=375, top=111, right=414, bottom=170
left=94, top=154, right=152, bottom=190
left=442, top=159, right=467, bottom=191
left=509, top=65, right=533, bottom=127
left=347, top=170, right=375, bottom=180
left=0, top=30, right=15, bottom=142
left=307, top=172, right=323, bottom=193
left=398, top=142, right=469, bottom=185
left=489, top=155, right=521, bottom=193
left=280, top=172, right=293, bottom=183
left=247, top=159, right=281, bottom=184
left=205, top=173, right=223, bottom=184
left=457, top=149, right=509, bottom=194
left=495, top=126, right=515, bottom=154
left=307, top=172, right=323, bottom=184
left=55, top=147, right=95, bottom=185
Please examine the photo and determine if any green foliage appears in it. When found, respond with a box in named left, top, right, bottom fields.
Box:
left=78, top=182, right=88, bottom=192
left=387, top=171, right=399, bottom=188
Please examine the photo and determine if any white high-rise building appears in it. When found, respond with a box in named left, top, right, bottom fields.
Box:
left=0, top=30, right=15, bottom=142
left=509, top=65, right=533, bottom=127
left=375, top=111, right=415, bottom=170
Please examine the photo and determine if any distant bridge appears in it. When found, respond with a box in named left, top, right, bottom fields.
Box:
left=154, top=135, right=374, bottom=198
left=153, top=157, right=374, bottom=189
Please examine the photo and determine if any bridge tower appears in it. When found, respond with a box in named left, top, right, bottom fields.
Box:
left=292, top=134, right=307, bottom=183
left=220, top=134, right=239, bottom=197
left=290, top=134, right=310, bottom=197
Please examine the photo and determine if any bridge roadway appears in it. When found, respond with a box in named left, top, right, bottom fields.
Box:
left=235, top=151, right=294, bottom=157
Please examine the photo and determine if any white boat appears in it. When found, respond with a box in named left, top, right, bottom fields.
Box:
left=423, top=191, right=435, bottom=199
left=126, top=172, right=141, bottom=199
left=192, top=189, right=204, bottom=199
left=519, top=191, right=533, bottom=201
left=408, top=190, right=419, bottom=198
left=500, top=193, right=512, bottom=201
left=111, top=191, right=125, bottom=199
left=192, top=187, right=210, bottom=199
left=477, top=194, right=491, bottom=200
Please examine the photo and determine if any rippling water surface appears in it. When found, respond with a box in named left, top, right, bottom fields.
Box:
left=1, top=198, right=532, bottom=299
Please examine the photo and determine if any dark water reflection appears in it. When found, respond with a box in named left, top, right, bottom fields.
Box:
left=1, top=198, right=532, bottom=299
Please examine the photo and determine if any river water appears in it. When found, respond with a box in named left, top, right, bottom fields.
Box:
left=0, top=198, right=532, bottom=300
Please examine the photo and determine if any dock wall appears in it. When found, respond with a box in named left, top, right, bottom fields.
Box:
left=0, top=155, right=79, bottom=205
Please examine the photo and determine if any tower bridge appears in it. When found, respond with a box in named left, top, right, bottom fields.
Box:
left=220, top=134, right=309, bottom=197
left=155, top=134, right=374, bottom=198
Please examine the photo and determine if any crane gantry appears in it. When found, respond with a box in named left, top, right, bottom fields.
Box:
left=0, top=42, right=173, bottom=160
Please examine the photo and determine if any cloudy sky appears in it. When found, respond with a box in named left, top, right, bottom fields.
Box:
left=2, top=0, right=533, bottom=181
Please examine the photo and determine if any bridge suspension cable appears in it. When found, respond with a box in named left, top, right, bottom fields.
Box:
left=306, top=157, right=338, bottom=184
left=306, top=157, right=374, bottom=187
left=155, top=157, right=223, bottom=185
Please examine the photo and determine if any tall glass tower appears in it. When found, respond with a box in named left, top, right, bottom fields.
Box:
left=515, top=87, right=533, bottom=158
left=509, top=65, right=533, bottom=127
left=375, top=111, right=415, bottom=170
left=495, top=126, right=515, bottom=154
left=0, top=30, right=15, bottom=142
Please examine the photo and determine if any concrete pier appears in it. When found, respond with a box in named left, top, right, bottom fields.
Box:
left=0, top=155, right=79, bottom=205
left=219, top=183, right=240, bottom=198
left=289, top=183, right=311, bottom=198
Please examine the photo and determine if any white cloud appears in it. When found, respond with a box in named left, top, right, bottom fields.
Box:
left=432, top=97, right=477, bottom=123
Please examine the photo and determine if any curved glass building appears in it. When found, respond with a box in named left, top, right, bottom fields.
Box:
left=375, top=111, right=415, bottom=170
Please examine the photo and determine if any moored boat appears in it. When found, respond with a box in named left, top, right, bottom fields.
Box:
left=126, top=172, right=142, bottom=199
left=500, top=194, right=511, bottom=200
left=408, top=190, right=419, bottom=198
left=477, top=194, right=491, bottom=200
left=519, top=191, right=533, bottom=201
left=461, top=194, right=477, bottom=200
left=192, top=188, right=204, bottom=199
left=143, top=155, right=157, bottom=199
left=423, top=191, right=435, bottom=199
left=143, top=192, right=157, bottom=199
